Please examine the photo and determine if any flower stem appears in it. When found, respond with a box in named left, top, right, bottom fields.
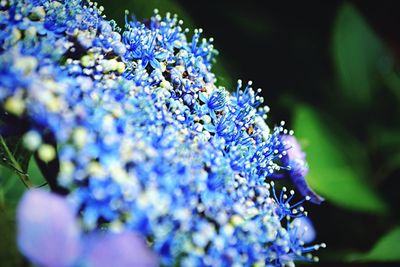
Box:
left=0, top=136, right=32, bottom=188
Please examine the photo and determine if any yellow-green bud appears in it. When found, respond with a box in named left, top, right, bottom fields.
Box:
left=4, top=97, right=25, bottom=116
left=29, top=6, right=46, bottom=21
left=38, top=144, right=56, bottom=162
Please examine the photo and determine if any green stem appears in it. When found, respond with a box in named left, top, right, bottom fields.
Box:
left=0, top=136, right=32, bottom=188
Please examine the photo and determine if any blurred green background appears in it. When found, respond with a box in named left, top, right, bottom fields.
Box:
left=1, top=0, right=400, bottom=266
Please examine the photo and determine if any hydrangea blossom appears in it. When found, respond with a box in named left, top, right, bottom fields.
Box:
left=17, top=189, right=157, bottom=267
left=0, top=0, right=325, bottom=266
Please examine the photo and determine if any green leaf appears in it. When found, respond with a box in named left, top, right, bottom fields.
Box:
left=355, top=226, right=400, bottom=262
left=0, top=166, right=24, bottom=266
left=333, top=3, right=388, bottom=105
left=293, top=104, right=387, bottom=213
left=0, top=206, right=25, bottom=266
left=27, top=156, right=47, bottom=187
left=0, top=164, right=26, bottom=206
left=382, top=70, right=400, bottom=100
left=0, top=165, right=18, bottom=194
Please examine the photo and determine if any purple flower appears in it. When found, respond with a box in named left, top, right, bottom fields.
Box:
left=17, top=190, right=158, bottom=267
left=282, top=135, right=324, bottom=204
left=82, top=232, right=158, bottom=267
left=283, top=135, right=308, bottom=177
left=17, top=189, right=80, bottom=267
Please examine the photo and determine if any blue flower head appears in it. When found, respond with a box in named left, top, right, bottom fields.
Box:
left=1, top=1, right=325, bottom=266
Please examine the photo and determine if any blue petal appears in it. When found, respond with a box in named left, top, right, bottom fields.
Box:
left=155, top=51, right=168, bottom=61
left=290, top=173, right=324, bottom=204
left=292, top=217, right=316, bottom=244
left=150, top=58, right=161, bottom=70
left=198, top=92, right=208, bottom=104
left=209, top=109, right=217, bottom=122
left=203, top=123, right=216, bottom=133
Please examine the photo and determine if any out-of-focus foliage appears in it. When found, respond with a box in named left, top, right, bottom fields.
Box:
left=333, top=3, right=389, bottom=105
left=352, top=226, right=400, bottom=262
left=293, top=104, right=387, bottom=213
left=0, top=166, right=24, bottom=266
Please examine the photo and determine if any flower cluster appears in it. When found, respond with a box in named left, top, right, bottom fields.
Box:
left=0, top=0, right=325, bottom=266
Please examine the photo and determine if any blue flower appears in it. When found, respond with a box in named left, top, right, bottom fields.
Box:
left=198, top=88, right=227, bottom=121
left=270, top=182, right=310, bottom=220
